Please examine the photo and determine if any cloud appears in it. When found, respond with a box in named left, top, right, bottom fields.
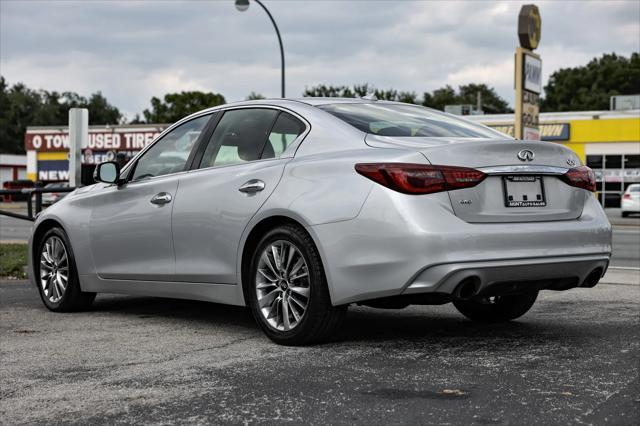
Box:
left=446, top=59, right=514, bottom=88
left=1, top=0, right=638, bottom=118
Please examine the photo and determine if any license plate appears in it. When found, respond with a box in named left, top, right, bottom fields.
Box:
left=503, top=175, right=546, bottom=207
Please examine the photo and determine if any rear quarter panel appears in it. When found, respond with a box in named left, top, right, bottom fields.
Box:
left=239, top=147, right=430, bottom=305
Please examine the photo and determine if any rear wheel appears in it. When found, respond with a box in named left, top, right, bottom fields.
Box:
left=453, top=291, right=538, bottom=323
left=246, top=224, right=346, bottom=345
left=622, top=211, right=629, bottom=217
left=36, top=227, right=95, bottom=312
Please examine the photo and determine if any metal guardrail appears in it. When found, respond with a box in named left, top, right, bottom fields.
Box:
left=0, top=187, right=76, bottom=221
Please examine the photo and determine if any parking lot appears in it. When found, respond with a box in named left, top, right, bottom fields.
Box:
left=1, top=271, right=638, bottom=425
left=1, top=206, right=639, bottom=424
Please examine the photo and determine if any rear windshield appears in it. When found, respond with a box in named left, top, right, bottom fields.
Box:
left=318, top=103, right=505, bottom=139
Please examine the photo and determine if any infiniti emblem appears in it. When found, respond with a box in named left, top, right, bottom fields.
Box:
left=517, top=149, right=535, bottom=162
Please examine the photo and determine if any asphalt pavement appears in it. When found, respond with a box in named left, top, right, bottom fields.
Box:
left=0, top=215, right=32, bottom=243
left=1, top=202, right=639, bottom=424
left=1, top=269, right=638, bottom=425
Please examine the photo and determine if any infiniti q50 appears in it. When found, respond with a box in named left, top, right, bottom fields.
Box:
left=29, top=99, right=612, bottom=345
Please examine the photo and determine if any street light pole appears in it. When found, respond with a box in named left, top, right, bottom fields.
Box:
left=235, top=0, right=285, bottom=98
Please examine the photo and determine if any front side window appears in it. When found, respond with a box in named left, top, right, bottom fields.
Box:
left=199, top=108, right=280, bottom=168
left=318, top=103, right=505, bottom=139
left=131, top=114, right=211, bottom=181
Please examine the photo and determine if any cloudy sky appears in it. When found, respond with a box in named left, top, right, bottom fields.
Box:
left=1, top=0, right=639, bottom=119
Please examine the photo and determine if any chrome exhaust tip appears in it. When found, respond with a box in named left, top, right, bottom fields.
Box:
left=454, top=277, right=480, bottom=300
left=582, top=268, right=604, bottom=288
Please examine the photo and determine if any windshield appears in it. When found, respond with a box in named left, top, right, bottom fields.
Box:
left=318, top=103, right=506, bottom=139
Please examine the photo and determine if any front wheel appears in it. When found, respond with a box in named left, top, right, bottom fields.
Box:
left=453, top=291, right=538, bottom=323
left=36, top=227, right=95, bottom=312
left=246, top=224, right=346, bottom=345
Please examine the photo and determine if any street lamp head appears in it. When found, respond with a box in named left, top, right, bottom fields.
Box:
left=235, top=0, right=250, bottom=12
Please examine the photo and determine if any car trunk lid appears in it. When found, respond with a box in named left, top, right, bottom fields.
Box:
left=365, top=135, right=588, bottom=223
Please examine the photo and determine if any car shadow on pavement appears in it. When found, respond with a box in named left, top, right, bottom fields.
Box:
left=91, top=295, right=257, bottom=329
left=88, top=294, right=598, bottom=346
left=336, top=307, right=574, bottom=345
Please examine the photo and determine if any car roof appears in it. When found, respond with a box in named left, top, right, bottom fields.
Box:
left=288, top=97, right=377, bottom=106
left=174, top=98, right=381, bottom=127
left=210, top=97, right=382, bottom=109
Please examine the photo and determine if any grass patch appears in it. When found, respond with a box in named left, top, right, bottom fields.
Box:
left=0, top=244, right=28, bottom=279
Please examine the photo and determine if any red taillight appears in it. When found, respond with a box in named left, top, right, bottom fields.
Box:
left=623, top=193, right=632, bottom=200
left=355, top=163, right=487, bottom=195
left=560, top=166, right=596, bottom=192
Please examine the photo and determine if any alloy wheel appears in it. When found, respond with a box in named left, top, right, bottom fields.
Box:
left=40, top=236, right=69, bottom=303
left=255, top=240, right=310, bottom=331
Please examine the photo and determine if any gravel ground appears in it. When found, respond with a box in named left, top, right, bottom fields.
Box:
left=1, top=271, right=638, bottom=425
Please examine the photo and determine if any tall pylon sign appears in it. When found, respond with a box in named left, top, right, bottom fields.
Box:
left=514, top=5, right=542, bottom=140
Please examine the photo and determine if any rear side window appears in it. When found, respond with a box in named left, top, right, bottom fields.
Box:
left=199, top=108, right=278, bottom=168
left=265, top=113, right=306, bottom=157
left=318, top=103, right=504, bottom=139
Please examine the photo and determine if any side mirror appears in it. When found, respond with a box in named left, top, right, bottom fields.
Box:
left=93, top=161, right=121, bottom=184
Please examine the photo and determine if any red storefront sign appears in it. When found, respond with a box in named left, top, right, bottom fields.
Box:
left=25, top=127, right=167, bottom=152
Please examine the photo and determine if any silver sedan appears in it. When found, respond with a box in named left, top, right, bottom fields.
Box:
left=28, top=99, right=612, bottom=345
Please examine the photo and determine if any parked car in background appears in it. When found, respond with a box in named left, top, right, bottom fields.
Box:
left=29, top=99, right=612, bottom=345
left=42, top=182, right=70, bottom=206
left=621, top=184, right=640, bottom=217
left=2, top=179, right=34, bottom=202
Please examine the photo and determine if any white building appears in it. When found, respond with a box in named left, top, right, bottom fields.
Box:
left=0, top=154, right=27, bottom=186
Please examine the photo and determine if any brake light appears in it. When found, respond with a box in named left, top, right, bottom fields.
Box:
left=560, top=166, right=596, bottom=192
left=355, top=163, right=487, bottom=195
left=623, top=193, right=631, bottom=200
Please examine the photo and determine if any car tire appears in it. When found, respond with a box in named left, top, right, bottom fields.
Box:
left=246, top=224, right=347, bottom=346
left=622, top=211, right=629, bottom=218
left=36, top=227, right=96, bottom=312
left=453, top=291, right=538, bottom=323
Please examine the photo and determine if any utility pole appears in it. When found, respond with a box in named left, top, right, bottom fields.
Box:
left=68, top=108, right=88, bottom=187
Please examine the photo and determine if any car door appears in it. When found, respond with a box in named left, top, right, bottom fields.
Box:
left=89, top=113, right=213, bottom=281
left=171, top=107, right=308, bottom=283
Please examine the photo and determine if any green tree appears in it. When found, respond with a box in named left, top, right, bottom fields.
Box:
left=303, top=84, right=352, bottom=97
left=421, top=84, right=512, bottom=113
left=246, top=92, right=265, bottom=100
left=0, top=79, right=37, bottom=154
left=85, top=92, right=122, bottom=124
left=422, top=85, right=457, bottom=110
left=303, top=83, right=417, bottom=103
left=129, top=114, right=145, bottom=124
left=142, top=91, right=226, bottom=123
left=541, top=52, right=640, bottom=111
left=0, top=77, right=122, bottom=154
left=304, top=83, right=511, bottom=113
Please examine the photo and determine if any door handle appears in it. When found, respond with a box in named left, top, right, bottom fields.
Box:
left=150, top=192, right=172, bottom=205
left=238, top=179, right=265, bottom=194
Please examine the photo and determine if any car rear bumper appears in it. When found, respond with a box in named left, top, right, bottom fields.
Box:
left=403, top=253, right=609, bottom=298
left=310, top=187, right=612, bottom=306
left=621, top=198, right=640, bottom=212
